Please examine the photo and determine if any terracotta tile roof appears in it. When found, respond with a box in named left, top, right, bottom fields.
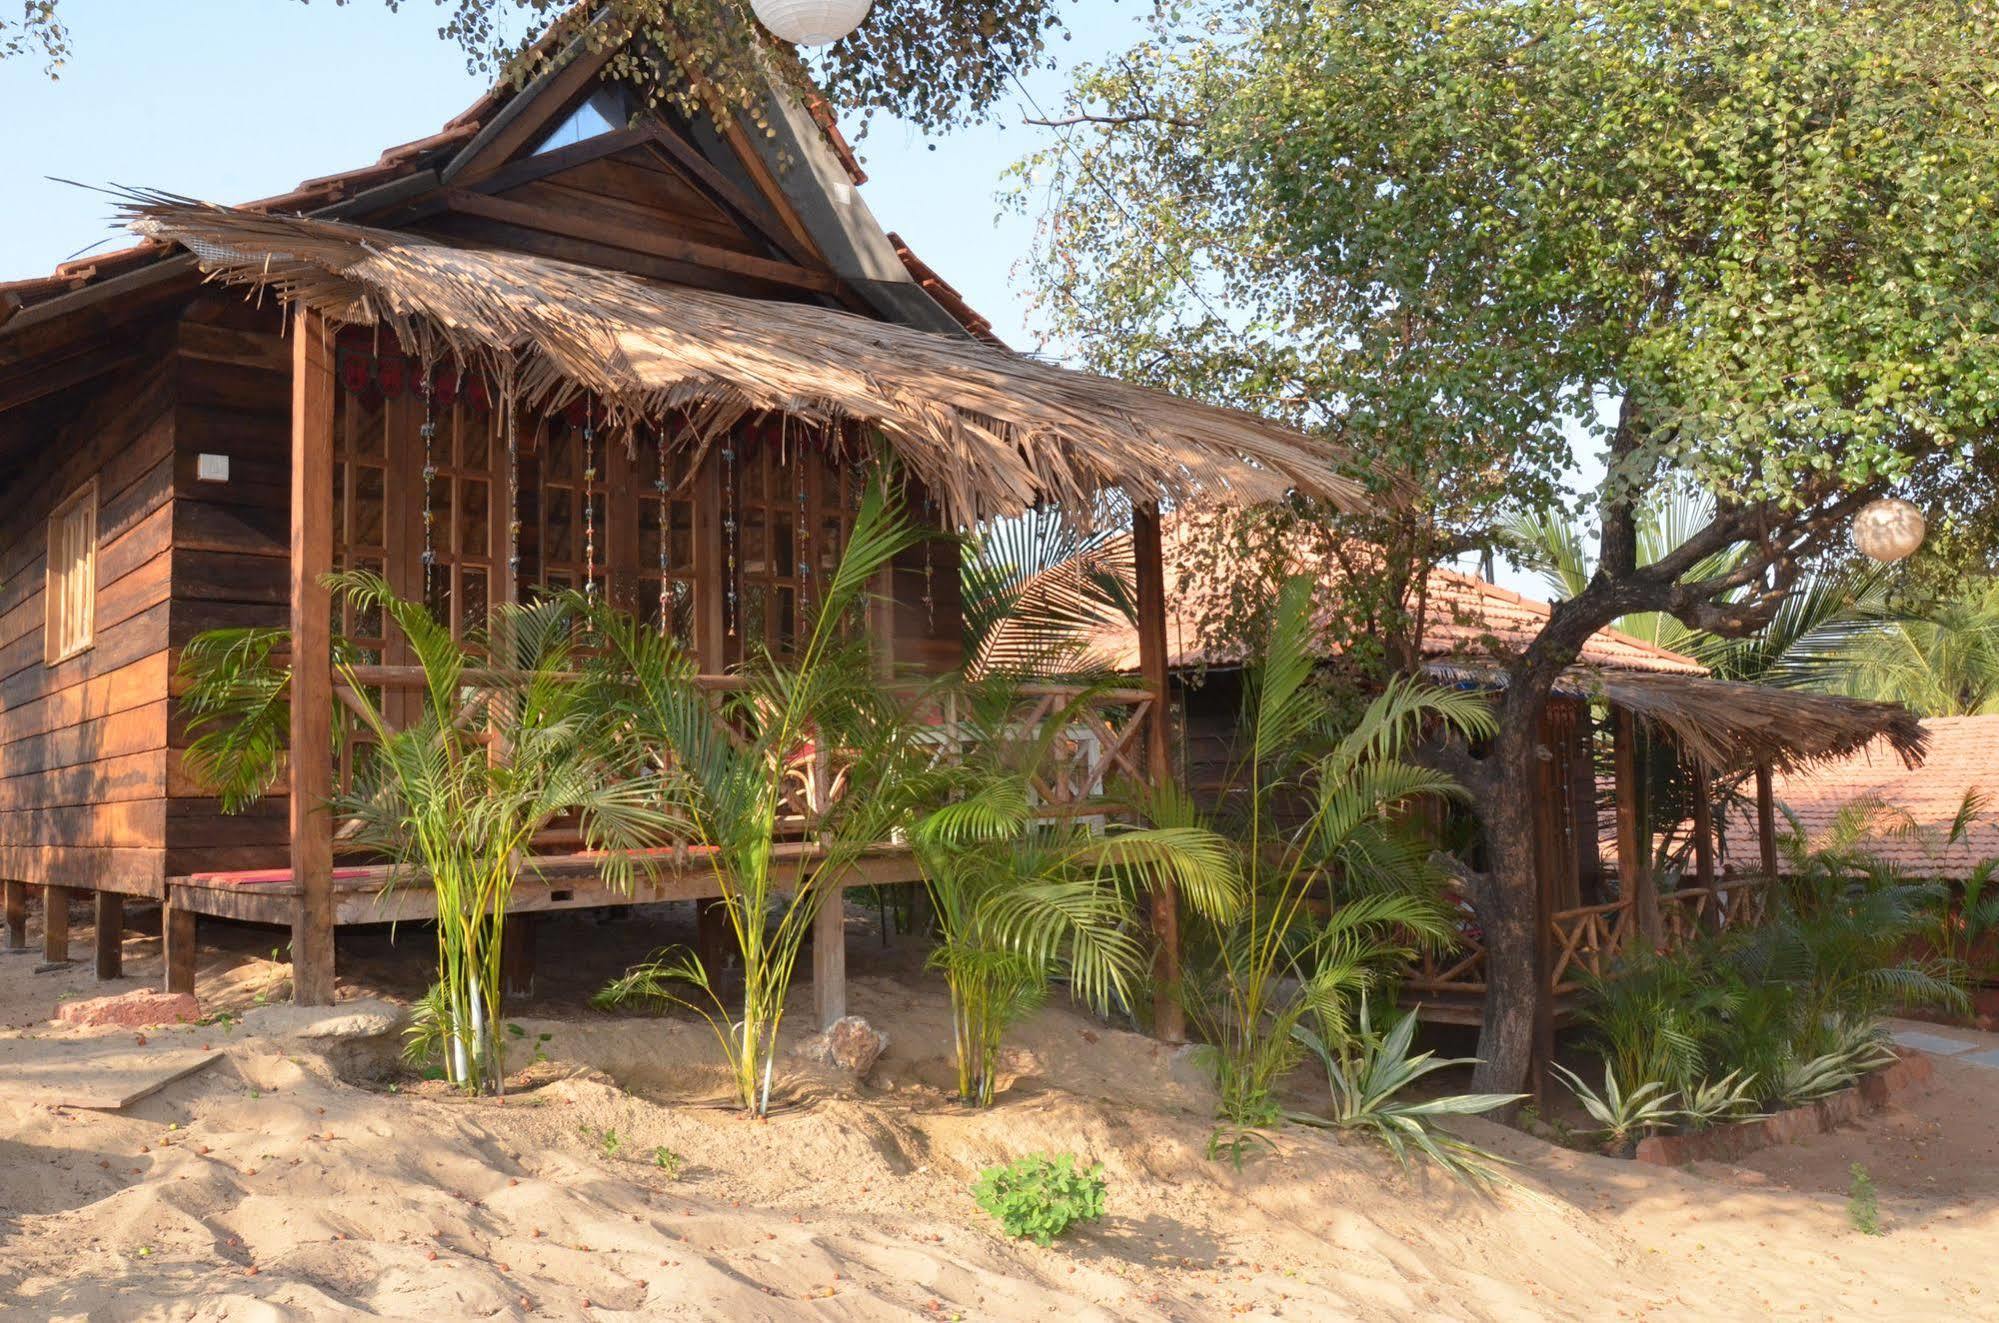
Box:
left=1088, top=516, right=1707, bottom=676
left=885, top=232, right=1000, bottom=345
left=1720, top=716, right=1999, bottom=878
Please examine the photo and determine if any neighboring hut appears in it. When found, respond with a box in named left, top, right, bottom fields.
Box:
left=1089, top=516, right=1925, bottom=1051
left=1721, top=715, right=1999, bottom=879
left=0, top=23, right=1376, bottom=1034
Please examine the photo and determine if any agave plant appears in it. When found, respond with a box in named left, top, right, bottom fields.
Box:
left=1168, top=574, right=1495, bottom=1128
left=911, top=686, right=1239, bottom=1104
left=1288, top=1000, right=1520, bottom=1188
left=1550, top=1062, right=1680, bottom=1153
left=1770, top=1017, right=1899, bottom=1106
left=589, top=477, right=939, bottom=1117
left=1679, top=1070, right=1766, bottom=1130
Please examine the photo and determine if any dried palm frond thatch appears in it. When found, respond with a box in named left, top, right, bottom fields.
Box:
left=1582, top=671, right=1928, bottom=775
left=124, top=196, right=1378, bottom=528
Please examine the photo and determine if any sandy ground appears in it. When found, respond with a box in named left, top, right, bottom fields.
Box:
left=2, top=899, right=1996, bottom=1321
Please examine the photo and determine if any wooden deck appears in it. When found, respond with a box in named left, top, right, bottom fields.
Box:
left=159, top=841, right=927, bottom=1025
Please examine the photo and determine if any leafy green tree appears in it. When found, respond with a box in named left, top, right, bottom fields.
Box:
left=1016, top=0, right=1999, bottom=1091
left=2, top=2, right=1077, bottom=136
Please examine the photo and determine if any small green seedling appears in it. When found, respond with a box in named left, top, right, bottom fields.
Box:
left=1204, top=1125, right=1273, bottom=1172
left=580, top=1125, right=621, bottom=1158
left=652, top=1146, right=682, bottom=1178
left=1848, top=1163, right=1883, bottom=1235
left=972, top=1153, right=1106, bottom=1247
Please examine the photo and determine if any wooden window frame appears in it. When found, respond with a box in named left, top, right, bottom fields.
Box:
left=44, top=477, right=98, bottom=665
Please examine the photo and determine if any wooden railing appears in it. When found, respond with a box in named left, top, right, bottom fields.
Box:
left=1406, top=875, right=1779, bottom=1001
left=327, top=667, right=1155, bottom=852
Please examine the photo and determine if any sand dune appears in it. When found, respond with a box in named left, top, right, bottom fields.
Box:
left=3, top=919, right=1996, bottom=1320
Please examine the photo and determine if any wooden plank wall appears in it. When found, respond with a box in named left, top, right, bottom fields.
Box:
left=165, top=298, right=295, bottom=877
left=0, top=321, right=178, bottom=898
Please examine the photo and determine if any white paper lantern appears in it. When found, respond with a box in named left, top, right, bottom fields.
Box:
left=751, top=0, right=874, bottom=45
left=1851, top=498, right=1927, bottom=563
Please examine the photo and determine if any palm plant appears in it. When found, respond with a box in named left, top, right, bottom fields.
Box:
left=1289, top=1000, right=1520, bottom=1188
left=1576, top=952, right=1736, bottom=1098
left=960, top=504, right=1135, bottom=677
left=329, top=575, right=678, bottom=1093
left=589, top=478, right=938, bottom=1117
left=1169, top=574, right=1495, bottom=1127
left=911, top=678, right=1239, bottom=1106
left=1810, top=578, right=1999, bottom=714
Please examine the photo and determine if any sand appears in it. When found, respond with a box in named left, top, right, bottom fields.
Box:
left=2, top=901, right=1995, bottom=1320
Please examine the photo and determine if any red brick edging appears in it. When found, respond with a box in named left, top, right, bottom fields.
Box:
left=1632, top=1050, right=1934, bottom=1167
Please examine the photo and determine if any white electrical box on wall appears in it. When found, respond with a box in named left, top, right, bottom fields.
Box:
left=196, top=453, right=230, bottom=483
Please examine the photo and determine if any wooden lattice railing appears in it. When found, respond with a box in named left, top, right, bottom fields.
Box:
left=1405, top=876, right=1779, bottom=1001
left=327, top=668, right=1154, bottom=853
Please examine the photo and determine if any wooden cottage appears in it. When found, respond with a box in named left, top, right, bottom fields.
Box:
left=0, top=29, right=1369, bottom=1029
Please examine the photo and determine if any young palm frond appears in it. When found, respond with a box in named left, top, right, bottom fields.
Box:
left=327, top=573, right=682, bottom=1094
left=961, top=504, right=1136, bottom=677
left=178, top=626, right=304, bottom=813
left=913, top=670, right=1241, bottom=1106
left=1176, top=574, right=1489, bottom=1129
left=589, top=475, right=939, bottom=1117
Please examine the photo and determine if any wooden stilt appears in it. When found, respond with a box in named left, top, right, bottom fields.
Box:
left=1132, top=503, right=1184, bottom=1042
left=3, top=880, right=25, bottom=952
left=163, top=897, right=197, bottom=995
left=1613, top=709, right=1661, bottom=949
left=501, top=914, right=537, bottom=1001
left=697, top=901, right=733, bottom=974
left=43, top=885, right=72, bottom=964
left=813, top=888, right=847, bottom=1028
left=1756, top=761, right=1779, bottom=880
left=1691, top=759, right=1718, bottom=932
left=93, top=892, right=125, bottom=980
left=290, top=309, right=338, bottom=1006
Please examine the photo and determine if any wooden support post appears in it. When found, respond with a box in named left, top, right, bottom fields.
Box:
left=501, top=914, right=537, bottom=1001
left=1613, top=709, right=1661, bottom=950
left=1691, top=759, right=1718, bottom=933
left=163, top=897, right=197, bottom=996
left=813, top=885, right=847, bottom=1028
left=1756, top=761, right=1779, bottom=881
left=290, top=309, right=338, bottom=1007
left=1132, top=503, right=1185, bottom=1042
left=43, top=885, right=72, bottom=964
left=3, top=880, right=25, bottom=952
left=93, top=892, right=125, bottom=980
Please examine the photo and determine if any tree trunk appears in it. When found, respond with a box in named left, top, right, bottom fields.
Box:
left=1468, top=712, right=1547, bottom=1096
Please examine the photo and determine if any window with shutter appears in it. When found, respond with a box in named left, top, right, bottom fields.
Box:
left=45, top=478, right=98, bottom=664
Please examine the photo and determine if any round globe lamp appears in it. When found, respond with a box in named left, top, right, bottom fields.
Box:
left=1851, top=498, right=1926, bottom=563
left=751, top=0, right=874, bottom=45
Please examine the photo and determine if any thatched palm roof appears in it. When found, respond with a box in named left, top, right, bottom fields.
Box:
left=127, top=200, right=1376, bottom=527
left=1586, top=671, right=1928, bottom=774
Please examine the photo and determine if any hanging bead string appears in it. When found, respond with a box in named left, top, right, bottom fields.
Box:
left=582, top=399, right=598, bottom=600
left=922, top=489, right=937, bottom=632
left=419, top=373, right=438, bottom=603
left=723, top=432, right=739, bottom=638
left=505, top=397, right=521, bottom=589
left=794, top=417, right=812, bottom=612
left=654, top=428, right=671, bottom=637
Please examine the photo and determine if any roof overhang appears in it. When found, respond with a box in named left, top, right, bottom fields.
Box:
left=130, top=200, right=1379, bottom=527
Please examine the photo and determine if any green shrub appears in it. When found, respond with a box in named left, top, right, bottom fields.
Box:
left=972, top=1154, right=1107, bottom=1246
left=1848, top=1162, right=1883, bottom=1235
